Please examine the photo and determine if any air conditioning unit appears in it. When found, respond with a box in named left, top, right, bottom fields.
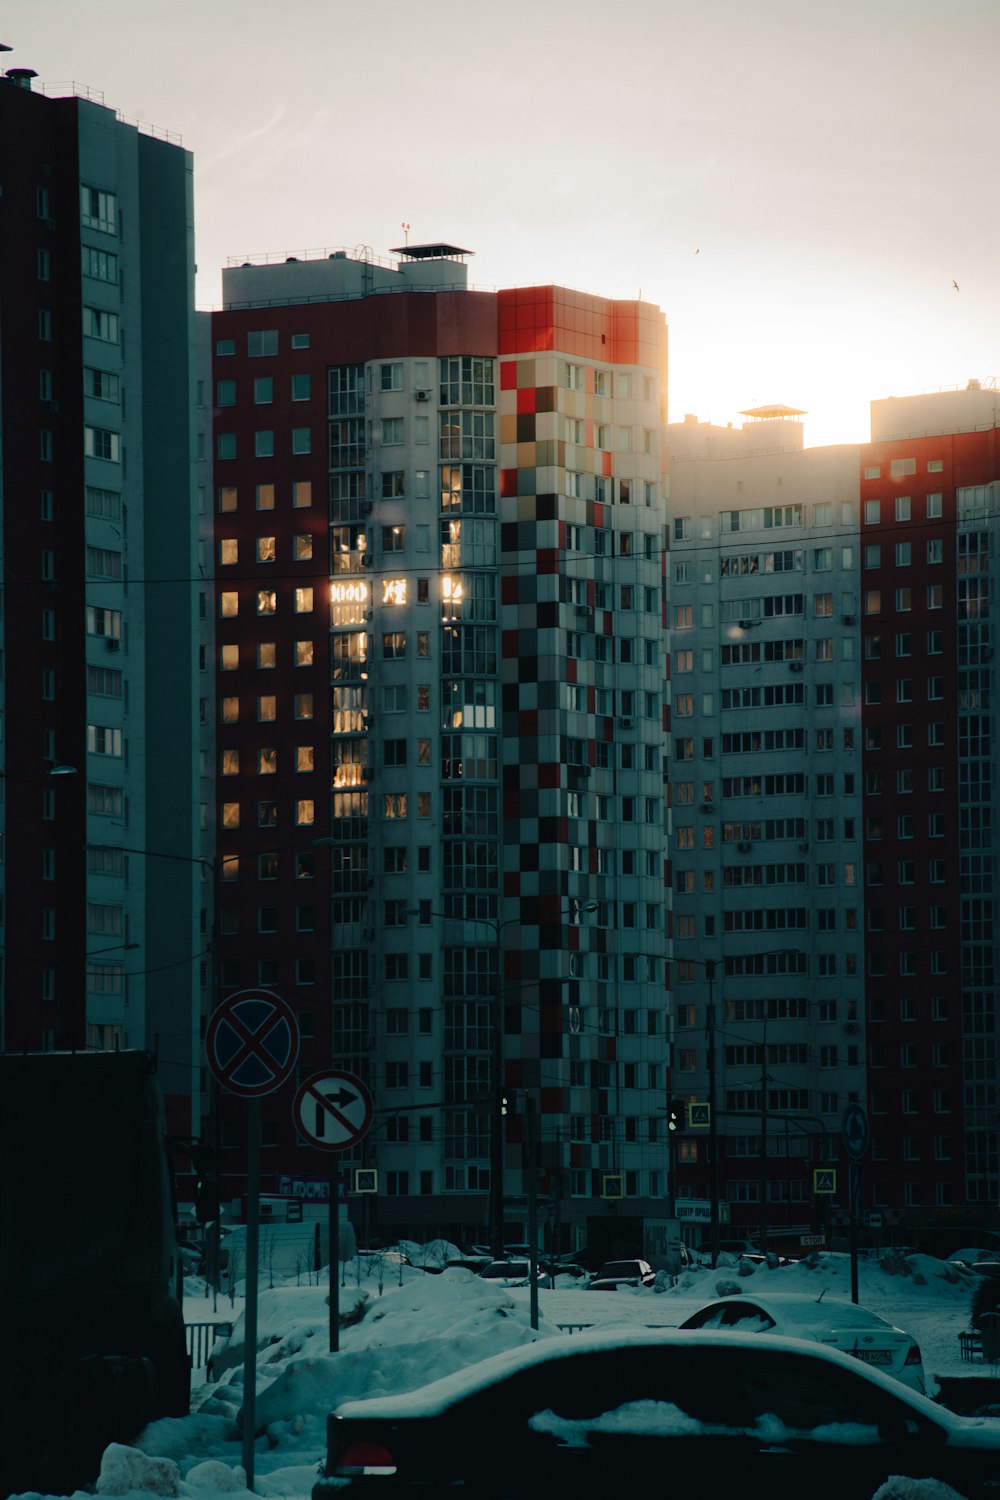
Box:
left=700, top=802, right=714, bottom=813
left=575, top=603, right=592, bottom=619
left=738, top=618, right=756, bottom=629
left=798, top=842, right=809, bottom=852
left=578, top=765, right=592, bottom=778
left=737, top=841, right=752, bottom=853
left=619, top=717, right=633, bottom=729
left=789, top=661, right=803, bottom=672
left=361, top=767, right=374, bottom=781
left=361, top=501, right=373, bottom=515
left=845, top=1021, right=859, bottom=1034
left=843, top=614, right=857, bottom=625
left=362, top=553, right=373, bottom=567
left=364, top=608, right=373, bottom=621
left=105, top=638, right=120, bottom=651
left=415, top=389, right=431, bottom=402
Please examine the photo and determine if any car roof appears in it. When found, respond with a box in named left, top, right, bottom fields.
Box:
left=333, top=1327, right=948, bottom=1425
left=686, top=1294, right=893, bottom=1330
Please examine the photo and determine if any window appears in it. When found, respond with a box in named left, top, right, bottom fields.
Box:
left=927, top=538, right=943, bottom=564
left=255, top=430, right=274, bottom=457
left=927, top=493, right=943, bottom=518
left=84, top=427, right=121, bottom=462
left=248, top=330, right=278, bottom=357
left=894, top=495, right=911, bottom=521
left=81, top=185, right=117, bottom=233
left=382, top=417, right=403, bottom=445
left=83, top=306, right=119, bottom=343
left=292, top=427, right=311, bottom=454
left=291, top=373, right=311, bottom=401
left=254, top=376, right=273, bottom=404
left=84, top=367, right=120, bottom=403
left=895, top=541, right=911, bottom=566
left=293, top=480, right=312, bottom=508
left=82, top=245, right=118, bottom=283
left=294, top=640, right=314, bottom=666
left=292, top=534, right=313, bottom=561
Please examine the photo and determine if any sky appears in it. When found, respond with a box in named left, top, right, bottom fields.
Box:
left=15, top=1245, right=985, bottom=1499
left=6, top=0, right=999, bottom=448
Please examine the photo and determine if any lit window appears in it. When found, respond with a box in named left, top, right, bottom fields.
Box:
left=258, top=695, right=276, bottom=721
left=256, top=483, right=275, bottom=510
left=220, top=644, right=239, bottom=670
left=294, top=587, right=314, bottom=613
left=219, top=592, right=239, bottom=618
left=293, top=480, right=312, bottom=508
left=257, top=590, right=277, bottom=615
left=293, top=534, right=313, bottom=561
left=295, top=640, right=314, bottom=666
left=221, top=696, right=239, bottom=723
left=259, top=748, right=278, bottom=774
left=220, top=539, right=238, bottom=565
left=296, top=746, right=314, bottom=772
left=258, top=642, right=276, bottom=668
left=221, top=749, right=240, bottom=775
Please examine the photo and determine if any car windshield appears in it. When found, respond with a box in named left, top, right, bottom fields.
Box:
left=598, top=1262, right=643, bottom=1277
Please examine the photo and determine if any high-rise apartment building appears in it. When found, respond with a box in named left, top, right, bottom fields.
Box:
left=211, top=245, right=670, bottom=1255
left=666, top=410, right=865, bottom=1245
left=0, top=67, right=206, bottom=1135
left=860, top=383, right=1000, bottom=1230
left=666, top=387, right=1000, bottom=1250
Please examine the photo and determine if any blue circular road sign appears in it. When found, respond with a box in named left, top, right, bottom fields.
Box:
left=206, top=989, right=300, bottom=1098
left=841, top=1102, right=870, bottom=1162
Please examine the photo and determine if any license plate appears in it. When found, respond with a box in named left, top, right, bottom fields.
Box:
left=853, top=1349, right=892, bottom=1365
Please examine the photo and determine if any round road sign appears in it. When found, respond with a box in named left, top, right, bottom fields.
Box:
left=293, top=1069, right=374, bottom=1152
left=206, top=989, right=300, bottom=1098
left=841, top=1102, right=870, bottom=1162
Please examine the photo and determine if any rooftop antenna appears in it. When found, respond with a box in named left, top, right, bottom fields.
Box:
left=401, top=222, right=411, bottom=247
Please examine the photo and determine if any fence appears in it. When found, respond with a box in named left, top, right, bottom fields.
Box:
left=186, top=1321, right=231, bottom=1374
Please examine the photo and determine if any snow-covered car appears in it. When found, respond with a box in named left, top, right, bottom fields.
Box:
left=477, top=1259, right=540, bottom=1285
left=585, top=1258, right=655, bottom=1289
left=314, top=1327, right=1000, bottom=1499
left=678, top=1293, right=926, bottom=1393
left=694, top=1238, right=759, bottom=1265
left=948, top=1247, right=1000, bottom=1269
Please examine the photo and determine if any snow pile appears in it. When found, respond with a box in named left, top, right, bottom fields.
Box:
left=7, top=1247, right=992, bottom=1499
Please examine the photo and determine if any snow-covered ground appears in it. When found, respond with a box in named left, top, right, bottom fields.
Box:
left=15, top=1247, right=995, bottom=1500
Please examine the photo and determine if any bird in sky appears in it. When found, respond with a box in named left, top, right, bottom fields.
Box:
left=952, top=279, right=960, bottom=291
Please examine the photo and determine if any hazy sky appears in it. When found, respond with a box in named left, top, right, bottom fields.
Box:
left=7, top=0, right=998, bottom=446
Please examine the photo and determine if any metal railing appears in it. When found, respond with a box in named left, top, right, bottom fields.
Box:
left=185, top=1320, right=231, bottom=1374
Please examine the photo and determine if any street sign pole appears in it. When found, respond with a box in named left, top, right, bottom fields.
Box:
left=328, top=1158, right=338, bottom=1352
left=243, top=1098, right=261, bottom=1491
left=291, top=1069, right=374, bottom=1352
left=205, top=988, right=301, bottom=1495
left=841, top=1103, right=870, bottom=1307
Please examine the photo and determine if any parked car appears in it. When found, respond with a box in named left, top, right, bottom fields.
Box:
left=313, top=1327, right=1000, bottom=1500
left=477, top=1259, right=539, bottom=1285
left=948, top=1247, right=1000, bottom=1269
left=585, top=1258, right=655, bottom=1290
left=694, top=1238, right=759, bottom=1265
left=678, top=1293, right=926, bottom=1393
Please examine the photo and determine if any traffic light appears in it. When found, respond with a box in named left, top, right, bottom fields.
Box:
left=667, top=1098, right=686, bottom=1133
